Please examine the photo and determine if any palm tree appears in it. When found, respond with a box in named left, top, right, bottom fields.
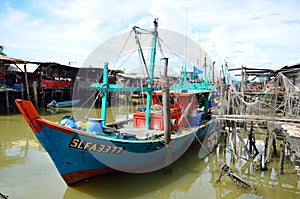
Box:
left=0, top=45, right=7, bottom=56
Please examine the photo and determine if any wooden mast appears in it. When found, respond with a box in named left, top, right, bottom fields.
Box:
left=162, top=58, right=171, bottom=145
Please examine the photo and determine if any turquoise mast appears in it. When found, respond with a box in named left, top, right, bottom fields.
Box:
left=145, top=18, right=158, bottom=129
left=93, top=19, right=159, bottom=129
left=101, top=62, right=109, bottom=126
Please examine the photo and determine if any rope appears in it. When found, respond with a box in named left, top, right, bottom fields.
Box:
left=72, top=90, right=98, bottom=116
left=84, top=91, right=103, bottom=119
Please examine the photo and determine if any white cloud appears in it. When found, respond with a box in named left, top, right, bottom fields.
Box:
left=202, top=23, right=270, bottom=68
left=0, top=0, right=299, bottom=69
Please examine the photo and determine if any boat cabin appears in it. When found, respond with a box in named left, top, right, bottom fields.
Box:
left=132, top=91, right=205, bottom=131
left=133, top=92, right=181, bottom=130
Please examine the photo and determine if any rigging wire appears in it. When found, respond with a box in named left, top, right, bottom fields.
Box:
left=84, top=91, right=103, bottom=119
left=72, top=90, right=99, bottom=117
left=107, top=29, right=134, bottom=77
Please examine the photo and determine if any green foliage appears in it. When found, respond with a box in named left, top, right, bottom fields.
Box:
left=0, top=45, right=7, bottom=56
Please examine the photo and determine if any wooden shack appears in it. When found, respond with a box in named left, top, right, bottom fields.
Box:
left=0, top=55, right=79, bottom=112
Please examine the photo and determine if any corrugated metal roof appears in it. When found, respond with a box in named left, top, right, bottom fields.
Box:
left=7, top=63, right=39, bottom=73
left=0, top=55, right=26, bottom=63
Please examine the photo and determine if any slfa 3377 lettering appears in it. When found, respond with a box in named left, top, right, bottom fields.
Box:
left=69, top=138, right=123, bottom=154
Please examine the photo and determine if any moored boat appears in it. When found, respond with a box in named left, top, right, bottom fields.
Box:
left=47, top=99, right=81, bottom=108
left=16, top=19, right=216, bottom=185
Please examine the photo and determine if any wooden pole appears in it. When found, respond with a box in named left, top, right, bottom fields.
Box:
left=24, top=64, right=30, bottom=101
left=3, top=65, right=9, bottom=113
left=5, top=88, right=9, bottom=113
left=248, top=122, right=259, bottom=156
left=279, top=141, right=285, bottom=174
left=21, top=83, right=24, bottom=99
left=231, top=122, right=237, bottom=162
left=249, top=122, right=253, bottom=152
left=229, top=83, right=236, bottom=162
left=212, top=61, right=215, bottom=83
left=264, top=129, right=274, bottom=169
left=33, top=81, right=38, bottom=108
left=272, top=136, right=277, bottom=155
left=162, top=58, right=171, bottom=146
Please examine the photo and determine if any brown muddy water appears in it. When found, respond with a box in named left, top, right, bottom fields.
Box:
left=0, top=108, right=299, bottom=199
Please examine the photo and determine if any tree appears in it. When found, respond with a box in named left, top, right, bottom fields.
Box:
left=0, top=45, right=6, bottom=56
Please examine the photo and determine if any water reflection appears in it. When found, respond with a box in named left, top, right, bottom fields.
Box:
left=63, top=141, right=300, bottom=199
left=63, top=146, right=204, bottom=199
left=0, top=110, right=299, bottom=199
left=0, top=115, right=41, bottom=168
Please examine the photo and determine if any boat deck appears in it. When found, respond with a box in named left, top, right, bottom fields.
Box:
left=119, top=125, right=199, bottom=140
left=119, top=125, right=164, bottom=139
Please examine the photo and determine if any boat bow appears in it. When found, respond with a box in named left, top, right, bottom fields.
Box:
left=15, top=99, right=42, bottom=133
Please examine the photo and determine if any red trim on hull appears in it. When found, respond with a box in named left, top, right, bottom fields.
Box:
left=16, top=99, right=95, bottom=137
left=62, top=167, right=116, bottom=185
left=15, top=99, right=42, bottom=132
left=37, top=118, right=78, bottom=135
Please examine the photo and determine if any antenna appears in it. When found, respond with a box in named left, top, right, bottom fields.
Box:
left=185, top=8, right=188, bottom=69
left=199, top=31, right=201, bottom=69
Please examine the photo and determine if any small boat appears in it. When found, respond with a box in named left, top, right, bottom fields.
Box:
left=47, top=99, right=81, bottom=108
left=16, top=19, right=216, bottom=185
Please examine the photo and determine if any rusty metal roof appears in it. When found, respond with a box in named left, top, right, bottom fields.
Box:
left=0, top=55, right=28, bottom=64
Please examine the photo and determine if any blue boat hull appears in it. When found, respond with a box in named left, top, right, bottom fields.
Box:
left=33, top=120, right=213, bottom=185
left=16, top=97, right=214, bottom=185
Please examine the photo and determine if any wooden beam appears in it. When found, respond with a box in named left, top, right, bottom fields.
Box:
left=216, top=114, right=300, bottom=123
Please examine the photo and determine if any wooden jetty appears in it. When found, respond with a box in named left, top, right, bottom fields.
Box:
left=217, top=114, right=300, bottom=123
left=281, top=123, right=300, bottom=167
left=214, top=63, right=300, bottom=190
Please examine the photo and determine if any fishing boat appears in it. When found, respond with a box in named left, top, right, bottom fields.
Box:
left=15, top=19, right=216, bottom=185
left=47, top=99, right=81, bottom=108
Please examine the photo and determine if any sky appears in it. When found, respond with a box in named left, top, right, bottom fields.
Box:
left=1, top=0, right=300, bottom=71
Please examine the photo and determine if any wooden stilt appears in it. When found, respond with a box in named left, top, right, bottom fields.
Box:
left=231, top=122, right=237, bottom=163
left=264, top=129, right=269, bottom=156
left=237, top=132, right=252, bottom=159
left=248, top=122, right=259, bottom=156
left=227, top=127, right=237, bottom=162
left=249, top=122, right=253, bottom=152
left=5, top=89, right=9, bottom=113
left=279, top=141, right=285, bottom=174
left=33, top=81, right=38, bottom=108
left=252, top=154, right=263, bottom=171
left=24, top=64, right=30, bottom=101
left=224, top=128, right=227, bottom=146
left=217, top=159, right=254, bottom=190
left=264, top=130, right=274, bottom=169
left=272, top=136, right=277, bottom=155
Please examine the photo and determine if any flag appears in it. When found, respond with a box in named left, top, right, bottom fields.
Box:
left=193, top=66, right=202, bottom=74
